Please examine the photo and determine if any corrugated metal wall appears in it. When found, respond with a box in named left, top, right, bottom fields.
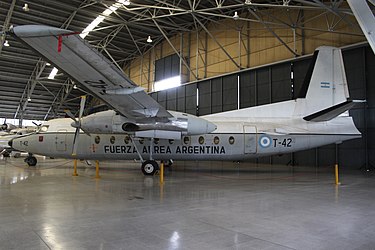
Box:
left=150, top=44, right=375, bottom=169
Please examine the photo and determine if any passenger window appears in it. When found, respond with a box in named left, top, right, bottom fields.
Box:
left=229, top=136, right=235, bottom=145
left=199, top=136, right=205, bottom=144
left=124, top=134, right=130, bottom=144
left=110, top=136, right=115, bottom=144
left=95, top=136, right=100, bottom=144
left=183, top=136, right=190, bottom=145
left=213, top=136, right=220, bottom=145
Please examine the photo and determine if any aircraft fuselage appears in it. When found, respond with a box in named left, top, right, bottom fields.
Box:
left=11, top=116, right=360, bottom=162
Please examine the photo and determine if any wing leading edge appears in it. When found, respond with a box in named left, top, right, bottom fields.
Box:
left=11, top=25, right=172, bottom=119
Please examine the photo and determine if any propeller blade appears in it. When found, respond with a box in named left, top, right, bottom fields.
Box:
left=78, top=96, right=86, bottom=120
left=64, top=109, right=77, bottom=123
left=72, top=127, right=80, bottom=156
left=32, top=121, right=42, bottom=127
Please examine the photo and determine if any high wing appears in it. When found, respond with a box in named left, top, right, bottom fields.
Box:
left=11, top=25, right=172, bottom=119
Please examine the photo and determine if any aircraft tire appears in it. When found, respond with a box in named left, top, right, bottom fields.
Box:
left=26, top=156, right=37, bottom=167
left=141, top=160, right=159, bottom=176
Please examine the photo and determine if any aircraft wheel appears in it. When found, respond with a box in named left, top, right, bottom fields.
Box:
left=141, top=160, right=159, bottom=176
left=25, top=156, right=37, bottom=167
left=2, top=151, right=10, bottom=158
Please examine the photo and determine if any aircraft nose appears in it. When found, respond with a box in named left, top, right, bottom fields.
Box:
left=8, top=139, right=13, bottom=148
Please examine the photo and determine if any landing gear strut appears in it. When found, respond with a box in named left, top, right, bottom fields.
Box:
left=25, top=154, right=37, bottom=167
left=141, top=160, right=159, bottom=176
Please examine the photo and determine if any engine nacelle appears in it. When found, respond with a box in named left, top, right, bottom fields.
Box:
left=77, top=110, right=216, bottom=138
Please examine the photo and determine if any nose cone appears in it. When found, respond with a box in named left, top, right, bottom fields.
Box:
left=8, top=139, right=13, bottom=148
left=71, top=121, right=79, bottom=128
left=206, top=120, right=217, bottom=133
left=187, top=116, right=217, bottom=135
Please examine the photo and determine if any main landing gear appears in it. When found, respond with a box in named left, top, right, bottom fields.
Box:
left=141, top=160, right=159, bottom=176
left=25, top=154, right=37, bottom=167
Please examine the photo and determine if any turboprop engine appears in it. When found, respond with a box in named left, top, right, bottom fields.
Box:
left=73, top=110, right=217, bottom=139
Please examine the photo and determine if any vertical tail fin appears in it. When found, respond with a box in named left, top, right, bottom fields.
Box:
left=295, top=46, right=350, bottom=119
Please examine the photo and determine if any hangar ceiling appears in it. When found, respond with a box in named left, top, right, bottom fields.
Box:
left=0, top=0, right=367, bottom=122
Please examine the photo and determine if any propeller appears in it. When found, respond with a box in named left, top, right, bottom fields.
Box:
left=65, top=95, right=86, bottom=156
left=32, top=121, right=42, bottom=131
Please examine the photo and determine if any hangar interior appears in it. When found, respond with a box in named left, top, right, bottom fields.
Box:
left=0, top=1, right=375, bottom=249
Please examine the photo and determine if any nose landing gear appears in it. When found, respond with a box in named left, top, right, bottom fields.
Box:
left=25, top=154, right=37, bottom=167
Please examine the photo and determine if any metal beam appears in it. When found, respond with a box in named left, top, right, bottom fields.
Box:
left=0, top=0, right=16, bottom=56
left=152, top=18, right=198, bottom=80
left=192, top=13, right=241, bottom=69
left=247, top=8, right=298, bottom=57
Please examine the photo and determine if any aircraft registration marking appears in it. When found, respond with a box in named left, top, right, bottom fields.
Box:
left=273, top=138, right=292, bottom=147
left=259, top=136, right=293, bottom=149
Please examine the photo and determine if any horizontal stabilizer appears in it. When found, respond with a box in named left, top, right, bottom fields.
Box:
left=303, top=100, right=365, bottom=122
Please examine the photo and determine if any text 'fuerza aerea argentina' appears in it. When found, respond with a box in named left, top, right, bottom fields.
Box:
left=103, top=145, right=226, bottom=155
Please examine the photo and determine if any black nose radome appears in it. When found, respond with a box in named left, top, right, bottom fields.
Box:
left=8, top=140, right=13, bottom=148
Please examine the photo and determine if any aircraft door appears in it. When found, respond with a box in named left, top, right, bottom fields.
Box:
left=56, top=129, right=67, bottom=151
left=244, top=125, right=257, bottom=154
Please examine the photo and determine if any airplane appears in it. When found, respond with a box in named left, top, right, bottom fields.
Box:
left=1, top=121, right=17, bottom=133
left=0, top=126, right=38, bottom=157
left=8, top=25, right=362, bottom=175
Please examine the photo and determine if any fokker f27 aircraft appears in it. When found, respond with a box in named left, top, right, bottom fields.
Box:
left=9, top=25, right=361, bottom=175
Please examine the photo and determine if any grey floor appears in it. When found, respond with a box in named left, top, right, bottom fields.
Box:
left=0, top=156, right=374, bottom=250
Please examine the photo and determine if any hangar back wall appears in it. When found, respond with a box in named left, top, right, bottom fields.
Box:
left=124, top=9, right=364, bottom=91
left=150, top=44, right=375, bottom=170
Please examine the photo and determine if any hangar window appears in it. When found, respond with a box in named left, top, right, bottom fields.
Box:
left=183, top=136, right=190, bottom=145
left=229, top=136, right=235, bottom=145
left=199, top=136, right=205, bottom=144
left=124, top=134, right=130, bottom=144
left=95, top=136, right=100, bottom=144
left=154, top=54, right=181, bottom=91
left=110, top=136, right=115, bottom=144
left=214, top=136, right=220, bottom=145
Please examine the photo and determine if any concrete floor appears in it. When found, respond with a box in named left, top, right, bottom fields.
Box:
left=0, top=156, right=374, bottom=250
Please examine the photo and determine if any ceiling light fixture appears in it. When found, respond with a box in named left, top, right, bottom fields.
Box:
left=245, top=0, right=252, bottom=4
left=124, top=0, right=131, bottom=6
left=3, top=40, right=9, bottom=47
left=46, top=62, right=51, bottom=66
left=22, top=3, right=29, bottom=12
left=233, top=11, right=239, bottom=20
left=147, top=36, right=153, bottom=43
left=48, top=67, right=58, bottom=80
left=27, top=97, right=31, bottom=102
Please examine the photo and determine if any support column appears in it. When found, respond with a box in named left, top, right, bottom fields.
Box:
left=95, top=160, right=100, bottom=179
left=335, top=144, right=340, bottom=185
left=73, top=159, right=78, bottom=176
left=160, top=161, right=164, bottom=185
